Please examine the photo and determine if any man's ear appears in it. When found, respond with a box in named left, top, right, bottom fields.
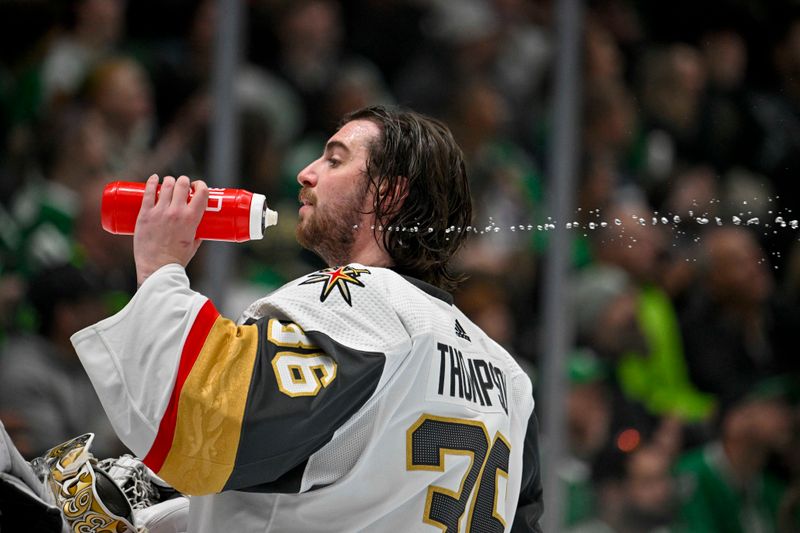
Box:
left=378, top=177, right=409, bottom=217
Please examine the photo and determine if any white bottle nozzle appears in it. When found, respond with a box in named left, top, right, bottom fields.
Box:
left=249, top=193, right=276, bottom=240
left=264, top=207, right=278, bottom=228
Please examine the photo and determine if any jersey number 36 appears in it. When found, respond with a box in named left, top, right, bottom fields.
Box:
left=267, top=319, right=337, bottom=397
left=407, top=415, right=511, bottom=532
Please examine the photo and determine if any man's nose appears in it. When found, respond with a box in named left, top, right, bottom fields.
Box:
left=297, top=161, right=318, bottom=187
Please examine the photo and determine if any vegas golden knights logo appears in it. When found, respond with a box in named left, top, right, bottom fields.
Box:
left=300, top=266, right=371, bottom=306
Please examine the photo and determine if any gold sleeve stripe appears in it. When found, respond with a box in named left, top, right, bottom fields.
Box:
left=156, top=315, right=259, bottom=495
left=144, top=299, right=220, bottom=473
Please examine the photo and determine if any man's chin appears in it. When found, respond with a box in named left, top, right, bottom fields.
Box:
left=295, top=222, right=320, bottom=251
left=295, top=224, right=311, bottom=248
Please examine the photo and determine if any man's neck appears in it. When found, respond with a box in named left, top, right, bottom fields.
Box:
left=344, top=247, right=391, bottom=268
left=334, top=228, right=393, bottom=268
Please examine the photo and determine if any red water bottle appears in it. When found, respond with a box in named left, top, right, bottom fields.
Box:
left=101, top=181, right=278, bottom=242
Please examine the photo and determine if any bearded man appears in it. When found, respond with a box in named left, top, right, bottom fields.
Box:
left=72, top=106, right=543, bottom=532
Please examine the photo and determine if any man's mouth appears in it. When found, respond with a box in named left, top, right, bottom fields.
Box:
left=299, top=191, right=315, bottom=207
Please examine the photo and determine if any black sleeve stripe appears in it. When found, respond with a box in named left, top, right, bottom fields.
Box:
left=223, top=320, right=386, bottom=491
left=512, top=410, right=543, bottom=533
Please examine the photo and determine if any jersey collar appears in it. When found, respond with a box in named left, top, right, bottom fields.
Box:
left=401, top=275, right=454, bottom=305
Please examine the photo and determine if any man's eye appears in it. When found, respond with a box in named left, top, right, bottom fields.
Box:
left=328, top=158, right=341, bottom=168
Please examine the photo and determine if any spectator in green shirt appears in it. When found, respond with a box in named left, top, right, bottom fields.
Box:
left=675, top=377, right=796, bottom=533
left=583, top=198, right=715, bottom=423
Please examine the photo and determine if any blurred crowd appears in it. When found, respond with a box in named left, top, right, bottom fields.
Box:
left=0, top=0, right=799, bottom=531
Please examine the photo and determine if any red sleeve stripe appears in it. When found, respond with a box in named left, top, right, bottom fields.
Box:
left=143, top=299, right=220, bottom=472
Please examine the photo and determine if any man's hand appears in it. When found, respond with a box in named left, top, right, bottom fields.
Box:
left=134, top=175, right=208, bottom=286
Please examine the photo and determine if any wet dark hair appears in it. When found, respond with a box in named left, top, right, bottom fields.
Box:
left=342, top=105, right=473, bottom=292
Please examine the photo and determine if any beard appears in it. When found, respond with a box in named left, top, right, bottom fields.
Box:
left=296, top=180, right=371, bottom=266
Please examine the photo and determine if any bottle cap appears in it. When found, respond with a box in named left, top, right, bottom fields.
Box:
left=250, top=193, right=266, bottom=239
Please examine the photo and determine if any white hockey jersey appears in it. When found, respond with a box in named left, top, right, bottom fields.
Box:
left=71, top=263, right=542, bottom=532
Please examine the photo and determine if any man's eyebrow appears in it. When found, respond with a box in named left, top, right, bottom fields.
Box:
left=325, top=140, right=351, bottom=154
